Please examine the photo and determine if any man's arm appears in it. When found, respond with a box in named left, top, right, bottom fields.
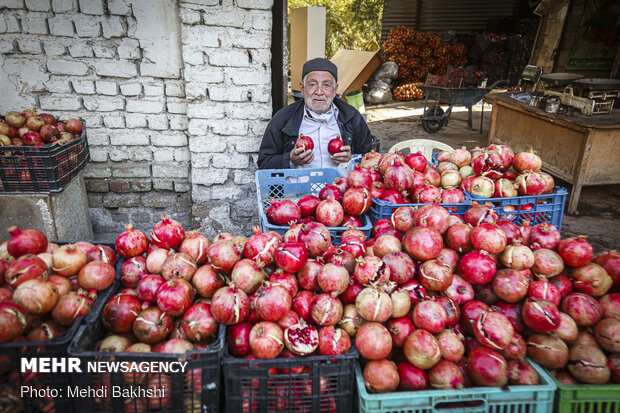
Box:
left=257, top=125, right=292, bottom=169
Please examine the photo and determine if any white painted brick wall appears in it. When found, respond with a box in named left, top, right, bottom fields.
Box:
left=17, top=38, right=42, bottom=54
left=95, top=60, right=137, bottom=77
left=0, top=1, right=273, bottom=239
left=79, top=0, right=104, bottom=15
left=120, top=83, right=142, bottom=96
left=49, top=16, right=75, bottom=37
left=72, top=79, right=95, bottom=94
left=96, top=81, right=118, bottom=95
left=68, top=42, right=93, bottom=57
left=51, top=0, right=76, bottom=13
left=107, top=0, right=131, bottom=16
left=74, top=15, right=101, bottom=37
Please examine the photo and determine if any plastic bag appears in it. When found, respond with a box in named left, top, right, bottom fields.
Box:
left=372, top=62, right=398, bottom=81
left=364, top=88, right=393, bottom=104
left=367, top=79, right=391, bottom=90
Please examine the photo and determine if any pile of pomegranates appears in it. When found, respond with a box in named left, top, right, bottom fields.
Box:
left=0, top=226, right=117, bottom=344
left=434, top=145, right=556, bottom=199
left=265, top=172, right=372, bottom=229
left=1, top=109, right=83, bottom=147
left=349, top=145, right=556, bottom=218
left=356, top=202, right=619, bottom=393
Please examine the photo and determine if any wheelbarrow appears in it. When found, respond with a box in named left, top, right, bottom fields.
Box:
left=419, top=80, right=507, bottom=133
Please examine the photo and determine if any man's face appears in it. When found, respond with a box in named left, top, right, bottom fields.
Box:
left=301, top=71, right=337, bottom=114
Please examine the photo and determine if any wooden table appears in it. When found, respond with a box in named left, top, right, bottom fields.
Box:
left=486, top=93, right=620, bottom=214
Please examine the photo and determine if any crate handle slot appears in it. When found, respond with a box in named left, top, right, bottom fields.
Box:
left=434, top=399, right=487, bottom=413
left=286, top=176, right=310, bottom=184
left=267, top=366, right=312, bottom=375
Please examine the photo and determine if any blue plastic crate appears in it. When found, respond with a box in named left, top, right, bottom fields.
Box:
left=369, top=197, right=471, bottom=223
left=356, top=359, right=556, bottom=413
left=466, top=186, right=568, bottom=230
left=256, top=168, right=372, bottom=244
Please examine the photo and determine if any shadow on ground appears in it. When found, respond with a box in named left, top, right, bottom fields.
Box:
left=364, top=99, right=620, bottom=253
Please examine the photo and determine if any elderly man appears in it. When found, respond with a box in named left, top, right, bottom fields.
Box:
left=258, top=58, right=373, bottom=169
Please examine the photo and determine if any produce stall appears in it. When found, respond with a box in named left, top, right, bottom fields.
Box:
left=1, top=141, right=619, bottom=413
left=485, top=92, right=620, bottom=214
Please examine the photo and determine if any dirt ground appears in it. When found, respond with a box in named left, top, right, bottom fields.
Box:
left=364, top=98, right=620, bottom=254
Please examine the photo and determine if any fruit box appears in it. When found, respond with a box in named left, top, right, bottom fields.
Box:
left=68, top=308, right=224, bottom=413
left=0, top=241, right=119, bottom=413
left=356, top=359, right=557, bottom=413
left=544, top=369, right=620, bottom=413
left=255, top=168, right=372, bottom=244
left=0, top=129, right=90, bottom=193
left=369, top=197, right=471, bottom=223
left=466, top=186, right=568, bottom=230
left=222, top=345, right=358, bottom=413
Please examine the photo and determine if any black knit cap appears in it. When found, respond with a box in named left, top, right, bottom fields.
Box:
left=302, top=58, right=338, bottom=82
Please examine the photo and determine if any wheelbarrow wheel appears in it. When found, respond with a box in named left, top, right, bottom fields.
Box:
left=422, top=106, right=446, bottom=133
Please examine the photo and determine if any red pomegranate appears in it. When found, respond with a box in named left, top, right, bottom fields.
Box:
left=471, top=223, right=507, bottom=254
left=207, top=240, right=242, bottom=274
left=474, top=310, right=514, bottom=350
left=249, top=321, right=284, bottom=359
left=296, top=134, right=314, bottom=151
left=275, top=242, right=308, bottom=273
left=522, top=299, right=560, bottom=333
left=6, top=226, right=48, bottom=258
left=342, top=187, right=371, bottom=216
left=512, top=151, right=541, bottom=173
left=459, top=251, right=496, bottom=285
left=328, top=136, right=344, bottom=154
left=211, top=284, right=249, bottom=324
left=311, top=293, right=343, bottom=326
left=404, top=329, right=441, bottom=370
left=356, top=322, right=392, bottom=360
left=52, top=244, right=87, bottom=276
left=156, top=278, right=195, bottom=317
left=283, top=319, right=318, bottom=355
left=318, top=184, right=343, bottom=203
left=558, top=236, right=594, bottom=268
left=412, top=300, right=447, bottom=333
left=347, top=164, right=373, bottom=189
left=364, top=359, right=400, bottom=393
left=4, top=255, right=48, bottom=288
left=253, top=282, right=292, bottom=322
left=402, top=227, right=443, bottom=261
left=530, top=223, right=561, bottom=250
left=102, top=293, right=142, bottom=333
left=78, top=261, right=116, bottom=291
left=467, top=347, right=508, bottom=386
left=318, top=326, right=351, bottom=355
left=397, top=361, right=428, bottom=390
left=115, top=224, right=149, bottom=259
left=267, top=199, right=302, bottom=226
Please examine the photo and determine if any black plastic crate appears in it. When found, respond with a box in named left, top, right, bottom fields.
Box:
left=222, top=345, right=358, bottom=413
left=0, top=129, right=90, bottom=193
left=68, top=318, right=224, bottom=413
left=0, top=241, right=119, bottom=413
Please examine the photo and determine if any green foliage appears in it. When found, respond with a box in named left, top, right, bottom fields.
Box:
left=288, top=0, right=384, bottom=58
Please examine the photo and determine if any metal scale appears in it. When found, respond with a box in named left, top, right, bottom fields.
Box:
left=541, top=75, right=620, bottom=116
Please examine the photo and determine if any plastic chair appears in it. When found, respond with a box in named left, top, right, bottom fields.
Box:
left=388, top=139, right=454, bottom=159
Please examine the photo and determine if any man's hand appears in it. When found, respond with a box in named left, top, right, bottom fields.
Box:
left=331, top=145, right=352, bottom=164
left=290, top=147, right=314, bottom=165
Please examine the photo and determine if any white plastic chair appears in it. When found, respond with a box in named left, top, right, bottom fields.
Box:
left=388, top=139, right=454, bottom=159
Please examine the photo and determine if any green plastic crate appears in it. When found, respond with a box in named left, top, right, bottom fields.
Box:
left=356, top=359, right=556, bottom=413
left=546, top=371, right=620, bottom=413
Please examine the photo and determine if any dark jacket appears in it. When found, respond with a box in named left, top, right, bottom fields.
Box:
left=257, top=98, right=373, bottom=169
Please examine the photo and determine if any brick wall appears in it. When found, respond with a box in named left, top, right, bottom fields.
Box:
left=0, top=0, right=273, bottom=240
